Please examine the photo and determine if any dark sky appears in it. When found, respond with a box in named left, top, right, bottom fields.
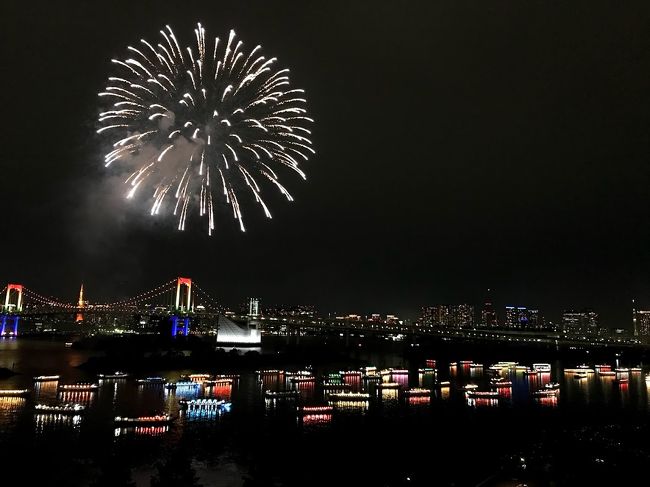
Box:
left=1, top=1, right=649, bottom=326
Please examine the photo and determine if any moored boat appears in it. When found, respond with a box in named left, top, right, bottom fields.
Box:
left=164, top=381, right=200, bottom=389
left=532, top=363, right=551, bottom=372
left=136, top=377, right=167, bottom=384
left=114, top=414, right=173, bottom=425
left=33, top=375, right=60, bottom=382
left=466, top=391, right=499, bottom=399
left=402, top=388, right=431, bottom=397
left=204, top=378, right=234, bottom=386
left=34, top=403, right=85, bottom=414
left=534, top=390, right=558, bottom=397
left=264, top=390, right=299, bottom=399
left=98, top=371, right=128, bottom=379
left=0, top=389, right=29, bottom=397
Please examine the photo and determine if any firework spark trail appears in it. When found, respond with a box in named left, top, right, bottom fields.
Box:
left=97, top=23, right=313, bottom=234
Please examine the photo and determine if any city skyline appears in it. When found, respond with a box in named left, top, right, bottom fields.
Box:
left=2, top=1, right=650, bottom=330
left=6, top=276, right=645, bottom=331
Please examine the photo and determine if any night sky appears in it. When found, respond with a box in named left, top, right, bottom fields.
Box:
left=1, top=1, right=649, bottom=326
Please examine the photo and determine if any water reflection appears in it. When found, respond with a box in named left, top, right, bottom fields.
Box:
left=34, top=413, right=82, bottom=433
left=58, top=391, right=95, bottom=405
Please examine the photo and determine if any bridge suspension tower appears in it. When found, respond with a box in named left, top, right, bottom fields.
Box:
left=1, top=284, right=23, bottom=336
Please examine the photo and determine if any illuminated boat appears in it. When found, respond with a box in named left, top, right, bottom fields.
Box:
left=97, top=371, right=128, bottom=379
left=289, top=376, right=315, bottom=383
left=299, top=405, right=333, bottom=415
left=203, top=378, right=234, bottom=386
left=418, top=367, right=436, bottom=373
left=383, top=368, right=408, bottom=375
left=377, top=382, right=400, bottom=389
left=630, top=367, right=642, bottom=373
left=533, top=390, right=558, bottom=397
left=339, top=370, right=362, bottom=377
left=402, top=388, right=431, bottom=397
left=325, top=373, right=344, bottom=384
left=264, top=390, right=299, bottom=399
left=179, top=398, right=231, bottom=411
left=436, top=381, right=451, bottom=387
left=459, top=360, right=473, bottom=365
left=185, top=374, right=212, bottom=382
left=490, top=380, right=513, bottom=388
left=215, top=374, right=240, bottom=380
left=595, top=364, right=612, bottom=371
left=136, top=377, right=167, bottom=384
left=449, top=362, right=458, bottom=367
left=33, top=375, right=60, bottom=382
left=470, top=363, right=483, bottom=368
left=114, top=414, right=173, bottom=425
left=360, top=366, right=377, bottom=374
left=532, top=363, right=551, bottom=372
left=0, top=389, right=29, bottom=397
left=34, top=403, right=85, bottom=414
left=461, top=384, right=479, bottom=391
left=544, top=382, right=560, bottom=390
left=164, top=381, right=200, bottom=389
left=58, top=383, right=98, bottom=391
left=565, top=368, right=594, bottom=374
left=615, top=377, right=629, bottom=384
left=466, top=391, right=499, bottom=399
left=286, top=371, right=313, bottom=378
left=614, top=368, right=629, bottom=373
left=327, top=392, right=370, bottom=403
left=514, top=366, right=529, bottom=371
left=256, top=369, right=284, bottom=375
left=362, top=374, right=382, bottom=383
left=524, top=369, right=540, bottom=375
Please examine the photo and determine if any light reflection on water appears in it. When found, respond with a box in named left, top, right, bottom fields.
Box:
left=4, top=338, right=650, bottom=485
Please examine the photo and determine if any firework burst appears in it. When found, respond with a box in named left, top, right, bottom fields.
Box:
left=97, top=23, right=314, bottom=234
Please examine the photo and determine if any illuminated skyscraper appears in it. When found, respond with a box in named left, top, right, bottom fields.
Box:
left=481, top=300, right=498, bottom=327
left=76, top=284, right=86, bottom=323
left=562, top=309, right=599, bottom=336
left=420, top=304, right=472, bottom=329
left=635, top=310, right=650, bottom=343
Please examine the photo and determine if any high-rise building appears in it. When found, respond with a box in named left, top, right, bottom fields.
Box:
left=420, top=305, right=449, bottom=328
left=635, top=310, right=650, bottom=343
left=503, top=306, right=544, bottom=329
left=449, top=304, right=474, bottom=328
left=562, top=309, right=599, bottom=336
left=481, top=300, right=498, bottom=327
left=420, top=304, right=472, bottom=328
left=527, top=308, right=544, bottom=329
left=504, top=306, right=526, bottom=329
left=248, top=298, right=260, bottom=317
